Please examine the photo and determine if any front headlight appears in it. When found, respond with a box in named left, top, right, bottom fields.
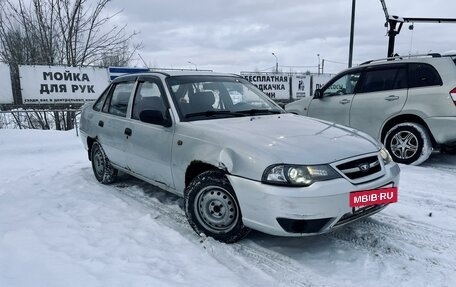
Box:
left=380, top=146, right=393, bottom=165
left=262, top=164, right=341, bottom=187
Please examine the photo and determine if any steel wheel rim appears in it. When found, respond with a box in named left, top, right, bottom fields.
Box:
left=390, top=131, right=419, bottom=160
left=194, top=185, right=239, bottom=234
left=93, top=147, right=105, bottom=178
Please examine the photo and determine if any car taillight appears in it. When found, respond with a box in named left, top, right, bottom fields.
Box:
left=451, top=88, right=456, bottom=106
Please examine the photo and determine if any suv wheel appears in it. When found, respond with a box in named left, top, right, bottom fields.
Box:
left=384, top=123, right=432, bottom=165
left=91, top=141, right=118, bottom=184
left=184, top=170, right=250, bottom=243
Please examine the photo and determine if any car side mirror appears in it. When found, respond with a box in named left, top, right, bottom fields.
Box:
left=314, top=89, right=322, bottom=99
left=139, top=110, right=172, bottom=127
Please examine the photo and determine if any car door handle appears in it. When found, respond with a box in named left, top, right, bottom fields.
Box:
left=339, top=99, right=351, bottom=105
left=124, top=128, right=132, bottom=136
left=98, top=120, right=104, bottom=127
left=385, top=95, right=399, bottom=101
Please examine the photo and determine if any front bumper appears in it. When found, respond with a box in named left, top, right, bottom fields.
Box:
left=228, top=162, right=400, bottom=236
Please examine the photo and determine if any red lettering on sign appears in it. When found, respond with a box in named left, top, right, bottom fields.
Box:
left=350, top=187, right=398, bottom=207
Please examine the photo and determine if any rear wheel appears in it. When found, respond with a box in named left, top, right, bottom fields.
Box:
left=384, top=122, right=432, bottom=165
left=184, top=170, right=250, bottom=243
left=91, top=141, right=118, bottom=184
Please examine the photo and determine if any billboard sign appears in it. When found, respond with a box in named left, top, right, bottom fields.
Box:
left=291, top=74, right=311, bottom=99
left=242, top=73, right=290, bottom=100
left=19, top=65, right=110, bottom=105
left=0, top=63, right=14, bottom=104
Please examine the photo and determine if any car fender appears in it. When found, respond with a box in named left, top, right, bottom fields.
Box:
left=285, top=98, right=311, bottom=115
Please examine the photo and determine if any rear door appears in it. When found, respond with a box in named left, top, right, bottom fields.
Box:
left=124, top=76, right=175, bottom=188
left=97, top=80, right=136, bottom=167
left=350, top=65, right=408, bottom=139
left=307, top=71, right=361, bottom=126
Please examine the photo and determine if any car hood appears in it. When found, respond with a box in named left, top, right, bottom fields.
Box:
left=186, top=113, right=381, bottom=165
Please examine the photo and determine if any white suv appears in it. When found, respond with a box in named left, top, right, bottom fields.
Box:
left=286, top=54, right=456, bottom=165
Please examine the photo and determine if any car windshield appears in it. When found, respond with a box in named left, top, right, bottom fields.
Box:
left=166, top=76, right=283, bottom=121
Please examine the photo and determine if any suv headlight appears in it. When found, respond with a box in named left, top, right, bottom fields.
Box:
left=380, top=146, right=393, bottom=165
left=262, top=164, right=341, bottom=187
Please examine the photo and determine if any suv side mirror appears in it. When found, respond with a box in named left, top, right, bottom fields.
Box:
left=139, top=110, right=172, bottom=127
left=314, top=89, right=323, bottom=99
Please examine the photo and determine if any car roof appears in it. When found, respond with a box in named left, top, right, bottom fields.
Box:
left=332, top=54, right=455, bottom=76
left=112, top=70, right=241, bottom=83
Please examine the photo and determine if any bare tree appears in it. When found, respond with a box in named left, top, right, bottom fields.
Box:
left=0, top=0, right=140, bottom=67
left=0, top=0, right=141, bottom=130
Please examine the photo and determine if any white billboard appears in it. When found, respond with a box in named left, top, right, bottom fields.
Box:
left=242, top=73, right=291, bottom=100
left=0, top=63, right=14, bottom=104
left=291, top=74, right=311, bottom=99
left=19, top=65, right=110, bottom=105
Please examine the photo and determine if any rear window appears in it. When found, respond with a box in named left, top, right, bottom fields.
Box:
left=93, top=86, right=110, bottom=111
left=408, top=63, right=442, bottom=88
left=102, top=82, right=135, bottom=117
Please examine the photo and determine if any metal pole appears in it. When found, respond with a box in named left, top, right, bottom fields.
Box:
left=272, top=53, right=278, bottom=73
left=387, top=20, right=397, bottom=57
left=187, top=61, right=198, bottom=71
left=348, top=0, right=356, bottom=68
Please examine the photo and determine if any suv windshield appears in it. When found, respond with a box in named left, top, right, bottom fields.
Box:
left=166, top=76, right=283, bottom=121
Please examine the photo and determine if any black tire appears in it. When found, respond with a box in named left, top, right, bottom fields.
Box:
left=384, top=122, right=432, bottom=165
left=91, top=141, right=118, bottom=184
left=184, top=170, right=250, bottom=243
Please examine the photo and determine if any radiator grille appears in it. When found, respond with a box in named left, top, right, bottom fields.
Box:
left=336, top=156, right=381, bottom=180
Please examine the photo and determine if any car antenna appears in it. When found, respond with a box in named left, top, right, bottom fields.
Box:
left=138, top=53, right=150, bottom=70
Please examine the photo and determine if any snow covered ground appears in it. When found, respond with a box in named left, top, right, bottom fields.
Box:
left=0, top=129, right=455, bottom=287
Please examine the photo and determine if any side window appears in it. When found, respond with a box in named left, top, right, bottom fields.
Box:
left=359, top=68, right=407, bottom=93
left=132, top=81, right=167, bottom=121
left=103, top=82, right=135, bottom=117
left=409, top=63, right=442, bottom=88
left=323, top=73, right=360, bottom=97
left=93, top=86, right=111, bottom=111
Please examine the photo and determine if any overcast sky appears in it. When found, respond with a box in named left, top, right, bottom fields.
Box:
left=108, top=0, right=456, bottom=74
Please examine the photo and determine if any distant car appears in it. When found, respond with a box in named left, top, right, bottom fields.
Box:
left=79, top=71, right=400, bottom=243
left=286, top=53, right=456, bottom=165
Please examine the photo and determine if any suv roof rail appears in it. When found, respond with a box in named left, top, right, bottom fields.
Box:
left=360, top=53, right=442, bottom=65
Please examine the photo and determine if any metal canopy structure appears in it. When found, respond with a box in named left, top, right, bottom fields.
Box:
left=379, top=0, right=456, bottom=57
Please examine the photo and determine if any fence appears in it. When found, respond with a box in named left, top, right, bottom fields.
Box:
left=0, top=109, right=81, bottom=134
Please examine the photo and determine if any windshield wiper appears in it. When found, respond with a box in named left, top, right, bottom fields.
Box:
left=237, top=109, right=282, bottom=116
left=185, top=110, right=246, bottom=118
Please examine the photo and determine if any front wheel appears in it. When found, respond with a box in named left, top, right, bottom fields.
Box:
left=384, top=122, right=432, bottom=165
left=91, top=141, right=118, bottom=184
left=184, top=170, right=250, bottom=243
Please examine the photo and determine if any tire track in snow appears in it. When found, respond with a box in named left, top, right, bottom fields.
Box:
left=374, top=213, right=456, bottom=247
left=329, top=216, right=456, bottom=271
left=110, top=182, right=340, bottom=287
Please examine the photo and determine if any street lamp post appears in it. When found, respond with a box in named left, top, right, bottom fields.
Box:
left=271, top=52, right=278, bottom=73
left=187, top=61, right=198, bottom=71
left=348, top=0, right=356, bottom=68
left=317, top=54, right=321, bottom=74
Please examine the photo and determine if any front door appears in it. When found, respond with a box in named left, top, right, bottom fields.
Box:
left=124, top=77, right=175, bottom=188
left=308, top=72, right=361, bottom=127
